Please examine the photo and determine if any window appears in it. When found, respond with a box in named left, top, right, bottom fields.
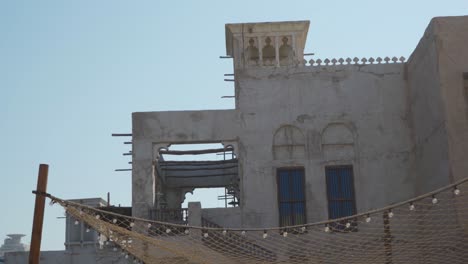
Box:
left=325, top=165, right=357, bottom=231
left=277, top=168, right=306, bottom=227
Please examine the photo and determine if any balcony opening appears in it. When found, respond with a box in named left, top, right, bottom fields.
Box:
left=182, top=187, right=238, bottom=209
left=152, top=142, right=240, bottom=223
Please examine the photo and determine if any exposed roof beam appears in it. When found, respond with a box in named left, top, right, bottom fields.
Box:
left=159, top=147, right=233, bottom=155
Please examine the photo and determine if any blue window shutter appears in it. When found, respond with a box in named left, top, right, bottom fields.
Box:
left=277, top=168, right=306, bottom=226
left=326, top=166, right=356, bottom=220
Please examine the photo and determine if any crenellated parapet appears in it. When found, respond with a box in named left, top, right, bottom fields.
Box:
left=301, top=56, right=406, bottom=67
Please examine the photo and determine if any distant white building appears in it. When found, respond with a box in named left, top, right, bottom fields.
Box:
left=0, top=234, right=29, bottom=262
left=4, top=198, right=130, bottom=264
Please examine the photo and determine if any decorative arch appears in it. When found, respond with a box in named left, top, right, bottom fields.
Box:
left=273, top=125, right=306, bottom=160
left=321, top=123, right=354, bottom=145
left=321, top=123, right=355, bottom=162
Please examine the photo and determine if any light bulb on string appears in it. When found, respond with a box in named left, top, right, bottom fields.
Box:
left=95, top=215, right=100, bottom=220
left=454, top=187, right=460, bottom=196
left=203, top=232, right=209, bottom=238
left=147, top=223, right=152, bottom=228
left=324, top=225, right=330, bottom=233
left=166, top=228, right=171, bottom=234
left=409, top=203, right=415, bottom=211
left=365, top=215, right=371, bottom=223
left=74, top=220, right=79, bottom=225
left=222, top=230, right=227, bottom=236
left=345, top=222, right=351, bottom=228
left=130, top=222, right=135, bottom=227
left=184, top=229, right=190, bottom=234
left=241, top=231, right=246, bottom=236
left=112, top=219, right=117, bottom=224
left=263, top=231, right=268, bottom=239
left=432, top=196, right=438, bottom=204
left=282, top=231, right=288, bottom=237
left=301, top=226, right=306, bottom=232
left=86, top=228, right=90, bottom=233
left=388, top=210, right=394, bottom=218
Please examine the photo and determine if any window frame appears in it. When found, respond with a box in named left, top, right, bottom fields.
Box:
left=325, top=165, right=357, bottom=232
left=276, top=167, right=307, bottom=228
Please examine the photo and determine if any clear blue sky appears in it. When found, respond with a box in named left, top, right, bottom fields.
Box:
left=1, top=0, right=467, bottom=250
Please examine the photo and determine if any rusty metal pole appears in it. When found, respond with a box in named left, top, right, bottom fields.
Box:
left=383, top=211, right=393, bottom=264
left=29, top=164, right=49, bottom=264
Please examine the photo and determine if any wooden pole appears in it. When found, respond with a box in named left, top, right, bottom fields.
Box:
left=29, top=164, right=49, bottom=264
left=383, top=211, right=393, bottom=264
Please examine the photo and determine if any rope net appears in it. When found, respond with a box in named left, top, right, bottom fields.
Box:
left=49, top=178, right=468, bottom=264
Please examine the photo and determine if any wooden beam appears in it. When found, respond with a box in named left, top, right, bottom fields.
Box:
left=166, top=173, right=237, bottom=178
left=159, top=159, right=238, bottom=166
left=159, top=147, right=233, bottom=155
left=111, top=133, right=132, bottom=137
left=29, top=164, right=49, bottom=264
left=161, top=165, right=238, bottom=171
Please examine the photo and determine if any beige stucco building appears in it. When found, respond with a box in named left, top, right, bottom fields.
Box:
left=132, top=16, right=468, bottom=230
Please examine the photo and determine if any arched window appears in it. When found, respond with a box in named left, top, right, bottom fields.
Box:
left=273, top=125, right=305, bottom=160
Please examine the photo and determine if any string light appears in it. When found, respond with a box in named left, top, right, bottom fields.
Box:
left=345, top=222, right=351, bottom=228
left=112, top=219, right=117, bottom=224
left=147, top=223, right=152, bottom=228
left=301, top=226, right=306, bottom=232
left=203, top=232, right=209, bottom=238
left=409, top=203, right=415, bottom=211
left=166, top=228, right=171, bottom=234
left=222, top=230, right=227, bottom=236
left=262, top=231, right=268, bottom=239
left=324, top=225, right=330, bottom=233
left=86, top=228, right=90, bottom=233
left=365, top=215, right=371, bottom=223
left=130, top=222, right=135, bottom=227
left=74, top=220, right=79, bottom=225
left=388, top=210, right=394, bottom=218
left=283, top=231, right=288, bottom=237
left=241, top=231, right=246, bottom=236
left=432, top=196, right=438, bottom=204
left=184, top=229, right=190, bottom=234
left=95, top=215, right=100, bottom=220
left=454, top=187, right=460, bottom=196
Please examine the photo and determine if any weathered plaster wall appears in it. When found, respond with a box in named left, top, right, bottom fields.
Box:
left=406, top=19, right=451, bottom=195
left=202, top=207, right=242, bottom=228
left=432, top=16, right=468, bottom=183
left=235, top=63, right=413, bottom=227
left=406, top=16, right=468, bottom=195
left=430, top=16, right=468, bottom=234
left=132, top=110, right=242, bottom=219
